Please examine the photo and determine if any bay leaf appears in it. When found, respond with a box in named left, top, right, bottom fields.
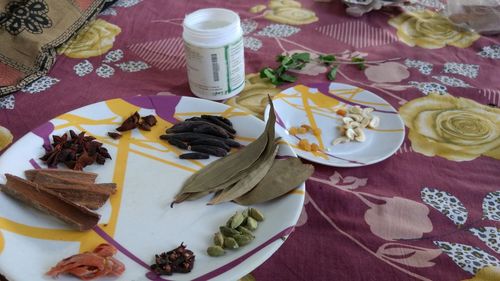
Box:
left=208, top=141, right=279, bottom=205
left=175, top=96, right=276, bottom=198
left=234, top=158, right=314, bottom=206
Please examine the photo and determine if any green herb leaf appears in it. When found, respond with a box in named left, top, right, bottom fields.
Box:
left=319, top=54, right=336, bottom=65
left=275, top=65, right=287, bottom=76
left=276, top=55, right=286, bottom=62
left=292, top=52, right=310, bottom=62
left=327, top=65, right=339, bottom=81
left=280, top=73, right=297, bottom=83
left=281, top=56, right=293, bottom=66
left=351, top=57, right=366, bottom=70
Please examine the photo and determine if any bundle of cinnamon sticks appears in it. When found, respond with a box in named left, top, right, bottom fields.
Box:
left=0, top=169, right=116, bottom=231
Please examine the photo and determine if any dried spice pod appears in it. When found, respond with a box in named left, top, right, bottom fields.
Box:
left=167, top=138, right=189, bottom=150
left=226, top=212, right=245, bottom=229
left=237, top=226, right=255, bottom=238
left=245, top=217, right=258, bottom=231
left=200, top=115, right=237, bottom=134
left=167, top=121, right=232, bottom=138
left=249, top=208, right=265, bottom=221
left=189, top=145, right=227, bottom=157
left=179, top=153, right=209, bottom=160
left=116, top=112, right=140, bottom=132
left=138, top=122, right=152, bottom=131
left=235, top=158, right=314, bottom=206
left=188, top=138, right=230, bottom=151
left=223, top=237, right=239, bottom=249
left=233, top=234, right=253, bottom=246
left=219, top=226, right=240, bottom=237
left=213, top=232, right=224, bottom=247
left=207, top=246, right=225, bottom=257
left=192, top=123, right=231, bottom=139
left=161, top=133, right=241, bottom=148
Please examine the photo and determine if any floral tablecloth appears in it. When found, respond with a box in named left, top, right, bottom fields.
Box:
left=1, top=0, right=500, bottom=280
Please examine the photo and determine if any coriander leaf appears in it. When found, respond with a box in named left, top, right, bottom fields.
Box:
left=292, top=52, right=311, bottom=62
left=276, top=55, right=286, bottom=62
left=260, top=67, right=276, bottom=80
left=319, top=54, right=336, bottom=65
left=281, top=56, right=293, bottom=66
left=327, top=65, right=339, bottom=81
left=276, top=65, right=287, bottom=76
left=280, top=73, right=297, bottom=83
left=351, top=57, right=366, bottom=70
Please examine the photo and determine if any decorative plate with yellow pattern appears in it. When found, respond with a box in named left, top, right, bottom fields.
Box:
left=267, top=83, right=405, bottom=167
left=0, top=96, right=304, bottom=281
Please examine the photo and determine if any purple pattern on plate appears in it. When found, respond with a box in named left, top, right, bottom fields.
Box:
left=125, top=95, right=182, bottom=124
left=29, top=159, right=42, bottom=169
left=32, top=122, right=54, bottom=151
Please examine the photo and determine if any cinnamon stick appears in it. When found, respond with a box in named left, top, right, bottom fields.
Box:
left=37, top=183, right=114, bottom=210
left=1, top=174, right=100, bottom=231
left=25, top=169, right=97, bottom=183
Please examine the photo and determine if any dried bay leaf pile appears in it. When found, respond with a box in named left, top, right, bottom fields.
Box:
left=173, top=97, right=314, bottom=206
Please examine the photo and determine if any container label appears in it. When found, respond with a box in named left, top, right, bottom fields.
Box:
left=185, top=38, right=245, bottom=99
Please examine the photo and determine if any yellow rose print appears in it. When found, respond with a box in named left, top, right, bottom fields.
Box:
left=399, top=93, right=500, bottom=161
left=59, top=19, right=122, bottom=59
left=226, top=73, right=281, bottom=119
left=462, top=266, right=500, bottom=281
left=388, top=10, right=480, bottom=49
left=0, top=125, right=13, bottom=151
left=268, top=0, right=302, bottom=8
left=252, top=0, right=318, bottom=25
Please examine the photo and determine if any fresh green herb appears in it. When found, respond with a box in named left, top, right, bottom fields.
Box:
left=327, top=65, right=339, bottom=81
left=261, top=52, right=368, bottom=85
left=351, top=57, right=366, bottom=70
left=319, top=54, right=336, bottom=65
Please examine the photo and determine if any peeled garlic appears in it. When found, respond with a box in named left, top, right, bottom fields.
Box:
left=349, top=106, right=363, bottom=114
left=369, top=116, right=380, bottom=128
left=361, top=118, right=370, bottom=128
left=342, top=117, right=354, bottom=124
left=346, top=128, right=356, bottom=140
left=333, top=136, right=349, bottom=145
left=354, top=128, right=366, bottom=142
left=346, top=114, right=363, bottom=122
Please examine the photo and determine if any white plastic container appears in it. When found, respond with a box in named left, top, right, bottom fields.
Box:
left=183, top=8, right=245, bottom=100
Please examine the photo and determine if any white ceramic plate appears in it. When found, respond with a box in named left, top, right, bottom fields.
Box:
left=266, top=83, right=405, bottom=167
left=0, top=95, right=304, bottom=281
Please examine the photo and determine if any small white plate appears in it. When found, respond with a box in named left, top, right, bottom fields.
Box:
left=0, top=95, right=304, bottom=281
left=265, top=83, right=405, bottom=167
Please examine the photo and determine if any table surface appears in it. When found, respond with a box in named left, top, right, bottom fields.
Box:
left=1, top=0, right=500, bottom=280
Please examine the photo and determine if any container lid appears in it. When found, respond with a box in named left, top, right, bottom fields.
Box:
left=183, top=8, right=242, bottom=47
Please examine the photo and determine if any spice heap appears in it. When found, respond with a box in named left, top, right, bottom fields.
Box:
left=40, top=130, right=111, bottom=170
left=47, top=243, right=125, bottom=280
left=207, top=208, right=264, bottom=257
left=160, top=115, right=241, bottom=159
left=173, top=97, right=314, bottom=206
left=0, top=169, right=117, bottom=231
left=288, top=124, right=322, bottom=152
left=150, top=243, right=195, bottom=276
left=333, top=105, right=380, bottom=145
left=108, top=111, right=158, bottom=139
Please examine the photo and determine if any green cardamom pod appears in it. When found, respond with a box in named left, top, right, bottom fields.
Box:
left=233, top=234, right=252, bottom=246
left=223, top=237, right=239, bottom=249
left=207, top=245, right=225, bottom=257
left=229, top=212, right=245, bottom=229
left=249, top=208, right=265, bottom=221
left=242, top=208, right=249, bottom=218
left=237, top=226, right=255, bottom=238
left=245, top=217, right=258, bottom=231
left=220, top=226, right=240, bottom=237
left=214, top=232, right=224, bottom=247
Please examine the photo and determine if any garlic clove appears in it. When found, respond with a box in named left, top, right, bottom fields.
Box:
left=369, top=116, right=380, bottom=128
left=361, top=118, right=370, bottom=128
left=342, top=117, right=354, bottom=124
left=350, top=121, right=361, bottom=128
left=346, top=128, right=356, bottom=140
left=346, top=114, right=363, bottom=122
left=354, top=128, right=366, bottom=142
left=333, top=136, right=349, bottom=145
left=362, top=107, right=374, bottom=115
left=349, top=106, right=363, bottom=114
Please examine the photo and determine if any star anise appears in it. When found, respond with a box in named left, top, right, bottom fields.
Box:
left=40, top=130, right=111, bottom=170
